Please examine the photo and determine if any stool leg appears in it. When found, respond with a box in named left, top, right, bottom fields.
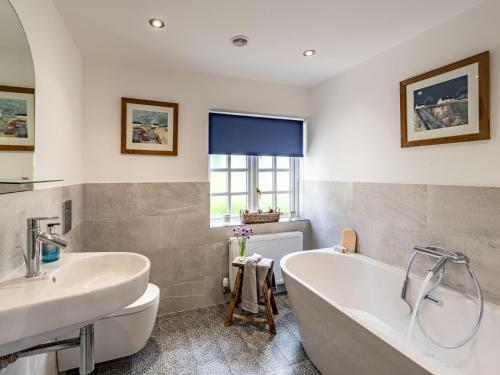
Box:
left=262, top=282, right=276, bottom=335
left=225, top=268, right=243, bottom=327
left=266, top=268, right=278, bottom=315
left=269, top=282, right=278, bottom=315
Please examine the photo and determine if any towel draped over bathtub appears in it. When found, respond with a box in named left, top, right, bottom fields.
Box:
left=240, top=254, right=275, bottom=313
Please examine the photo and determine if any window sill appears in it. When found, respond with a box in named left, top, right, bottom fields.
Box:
left=210, top=216, right=308, bottom=228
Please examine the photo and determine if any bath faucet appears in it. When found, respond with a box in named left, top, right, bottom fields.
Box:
left=401, top=245, right=483, bottom=349
left=414, top=245, right=469, bottom=272
left=400, top=245, right=468, bottom=308
left=23, top=217, right=69, bottom=278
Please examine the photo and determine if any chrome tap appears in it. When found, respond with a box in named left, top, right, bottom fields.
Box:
left=23, top=217, right=68, bottom=278
left=400, top=245, right=483, bottom=349
left=414, top=245, right=469, bottom=269
left=400, top=245, right=469, bottom=309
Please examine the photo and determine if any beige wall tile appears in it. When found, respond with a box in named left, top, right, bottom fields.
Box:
left=302, top=180, right=353, bottom=218
left=83, top=183, right=138, bottom=220
left=135, top=182, right=209, bottom=217
left=353, top=182, right=427, bottom=228
left=428, top=185, right=500, bottom=237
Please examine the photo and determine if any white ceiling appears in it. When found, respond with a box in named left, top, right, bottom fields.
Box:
left=53, top=0, right=483, bottom=87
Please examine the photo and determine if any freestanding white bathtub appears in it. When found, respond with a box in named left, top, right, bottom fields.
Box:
left=281, top=249, right=499, bottom=375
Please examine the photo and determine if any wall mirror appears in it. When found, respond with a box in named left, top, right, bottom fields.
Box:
left=0, top=0, right=59, bottom=194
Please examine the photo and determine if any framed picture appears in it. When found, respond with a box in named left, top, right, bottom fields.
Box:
left=0, top=85, right=35, bottom=151
left=400, top=51, right=489, bottom=148
left=121, top=97, right=178, bottom=156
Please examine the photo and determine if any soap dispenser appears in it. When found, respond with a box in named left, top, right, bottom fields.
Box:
left=42, top=223, right=62, bottom=263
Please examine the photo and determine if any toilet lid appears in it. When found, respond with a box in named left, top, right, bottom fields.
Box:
left=108, top=283, right=160, bottom=318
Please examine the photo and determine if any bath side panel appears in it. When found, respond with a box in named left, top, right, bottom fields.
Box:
left=283, top=272, right=430, bottom=375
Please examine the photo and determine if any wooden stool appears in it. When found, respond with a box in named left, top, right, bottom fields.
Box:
left=224, top=258, right=278, bottom=334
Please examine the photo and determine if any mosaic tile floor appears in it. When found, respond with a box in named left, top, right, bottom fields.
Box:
left=66, top=294, right=320, bottom=375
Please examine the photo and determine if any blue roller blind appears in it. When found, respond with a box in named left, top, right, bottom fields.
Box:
left=209, top=112, right=303, bottom=157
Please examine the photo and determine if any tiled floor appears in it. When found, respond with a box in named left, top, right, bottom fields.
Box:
left=68, top=294, right=319, bottom=375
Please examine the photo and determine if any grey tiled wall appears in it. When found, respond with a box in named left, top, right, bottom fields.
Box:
left=82, top=182, right=310, bottom=315
left=0, top=182, right=309, bottom=316
left=302, top=180, right=500, bottom=303
left=0, top=185, right=83, bottom=280
left=4, top=181, right=496, bottom=311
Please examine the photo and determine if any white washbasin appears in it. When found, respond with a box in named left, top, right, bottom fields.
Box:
left=0, top=252, right=150, bottom=356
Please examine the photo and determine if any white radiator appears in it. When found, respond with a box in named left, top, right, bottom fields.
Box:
left=228, top=231, right=303, bottom=290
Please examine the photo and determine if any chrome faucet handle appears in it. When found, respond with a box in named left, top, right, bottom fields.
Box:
left=429, top=256, right=448, bottom=275
left=27, top=216, right=59, bottom=229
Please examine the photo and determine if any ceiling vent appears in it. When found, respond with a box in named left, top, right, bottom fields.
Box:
left=230, top=35, right=249, bottom=47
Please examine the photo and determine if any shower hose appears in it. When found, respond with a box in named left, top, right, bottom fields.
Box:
left=409, top=254, right=484, bottom=349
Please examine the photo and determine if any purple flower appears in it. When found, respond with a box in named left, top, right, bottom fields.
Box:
left=232, top=226, right=253, bottom=239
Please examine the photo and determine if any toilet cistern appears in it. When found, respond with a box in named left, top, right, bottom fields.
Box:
left=23, top=217, right=68, bottom=278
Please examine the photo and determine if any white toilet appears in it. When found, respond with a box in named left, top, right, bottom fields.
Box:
left=57, top=283, right=160, bottom=372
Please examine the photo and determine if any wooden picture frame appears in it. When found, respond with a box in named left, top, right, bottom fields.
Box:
left=400, top=51, right=489, bottom=148
left=121, top=97, right=178, bottom=156
left=0, top=85, right=35, bottom=151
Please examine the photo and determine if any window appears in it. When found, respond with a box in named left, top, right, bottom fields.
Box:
left=209, top=155, right=250, bottom=217
left=209, top=155, right=299, bottom=219
left=208, top=111, right=303, bottom=221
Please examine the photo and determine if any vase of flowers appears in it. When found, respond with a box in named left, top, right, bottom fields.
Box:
left=232, top=226, right=253, bottom=261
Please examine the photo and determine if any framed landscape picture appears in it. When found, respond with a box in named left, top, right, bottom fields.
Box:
left=121, top=97, right=178, bottom=156
left=400, top=51, right=489, bottom=148
left=0, top=85, right=35, bottom=151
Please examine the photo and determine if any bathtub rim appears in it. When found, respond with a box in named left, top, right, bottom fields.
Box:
left=280, top=249, right=497, bottom=375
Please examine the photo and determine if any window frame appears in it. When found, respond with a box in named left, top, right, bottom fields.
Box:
left=209, top=155, right=251, bottom=217
left=209, top=155, right=299, bottom=220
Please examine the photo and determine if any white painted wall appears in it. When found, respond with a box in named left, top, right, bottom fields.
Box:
left=305, top=0, right=500, bottom=187
left=11, top=0, right=82, bottom=187
left=82, top=60, right=310, bottom=182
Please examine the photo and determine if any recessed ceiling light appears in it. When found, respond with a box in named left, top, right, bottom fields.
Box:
left=149, top=18, right=165, bottom=29
left=303, top=49, right=316, bottom=57
left=231, top=35, right=249, bottom=47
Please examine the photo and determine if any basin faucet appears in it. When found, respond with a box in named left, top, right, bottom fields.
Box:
left=24, top=217, right=69, bottom=278
left=400, top=245, right=469, bottom=309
